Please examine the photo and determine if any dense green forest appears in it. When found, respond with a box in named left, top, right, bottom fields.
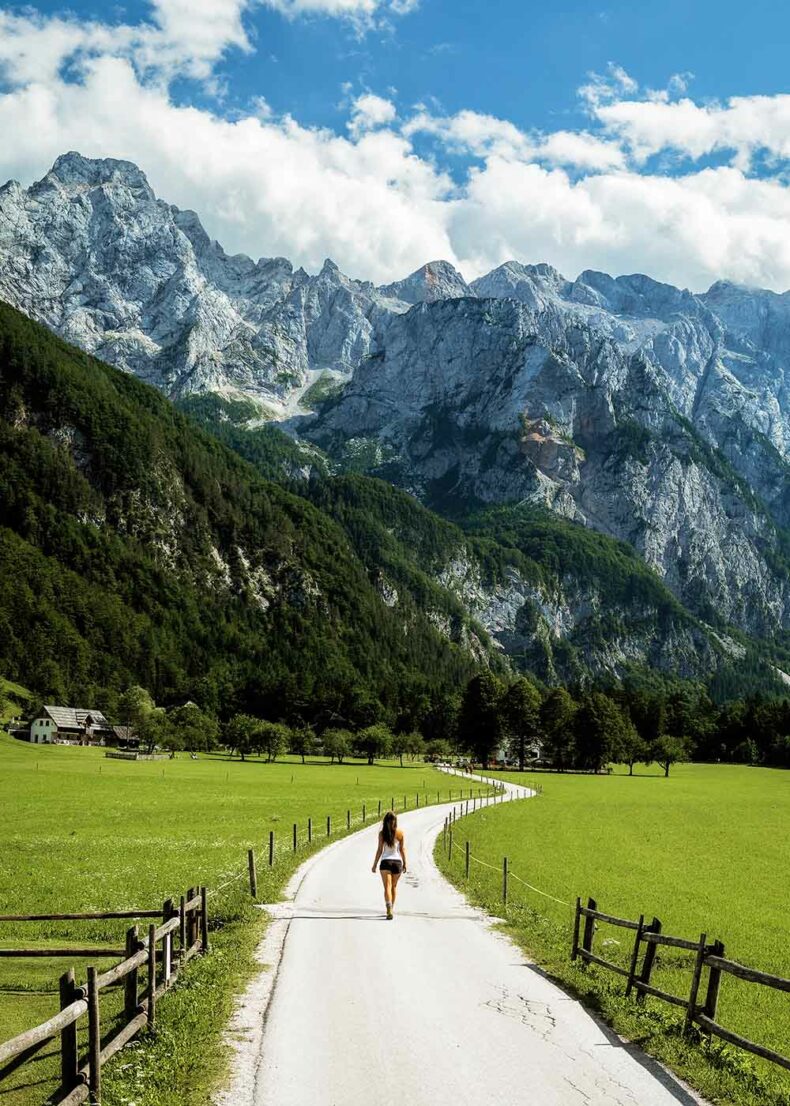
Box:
left=0, top=302, right=482, bottom=727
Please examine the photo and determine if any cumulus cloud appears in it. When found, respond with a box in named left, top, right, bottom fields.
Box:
left=3, top=1, right=790, bottom=291
left=348, top=93, right=397, bottom=136
left=594, top=93, right=790, bottom=169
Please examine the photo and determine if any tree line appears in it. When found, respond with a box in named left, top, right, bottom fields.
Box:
left=115, top=676, right=790, bottom=773
left=450, top=673, right=790, bottom=773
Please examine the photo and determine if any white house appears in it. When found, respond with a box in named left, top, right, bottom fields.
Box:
left=28, top=706, right=112, bottom=745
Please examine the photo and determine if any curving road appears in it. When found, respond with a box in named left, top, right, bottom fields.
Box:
left=228, top=776, right=706, bottom=1106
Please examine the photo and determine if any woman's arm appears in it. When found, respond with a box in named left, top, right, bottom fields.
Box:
left=398, top=830, right=407, bottom=873
left=371, top=831, right=383, bottom=873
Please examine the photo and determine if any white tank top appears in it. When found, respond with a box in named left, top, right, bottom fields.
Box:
left=381, top=834, right=402, bottom=861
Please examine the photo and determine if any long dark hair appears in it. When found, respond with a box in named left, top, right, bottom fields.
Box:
left=382, top=811, right=397, bottom=847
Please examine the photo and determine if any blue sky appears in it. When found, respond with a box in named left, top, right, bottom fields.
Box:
left=2, top=0, right=790, bottom=289
left=21, top=0, right=790, bottom=132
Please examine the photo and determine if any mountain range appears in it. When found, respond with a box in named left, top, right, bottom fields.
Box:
left=0, top=152, right=788, bottom=691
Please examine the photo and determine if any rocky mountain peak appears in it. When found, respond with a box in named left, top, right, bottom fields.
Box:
left=379, top=259, right=474, bottom=305
left=43, top=151, right=154, bottom=196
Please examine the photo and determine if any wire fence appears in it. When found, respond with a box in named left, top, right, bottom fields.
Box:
left=435, top=771, right=790, bottom=1082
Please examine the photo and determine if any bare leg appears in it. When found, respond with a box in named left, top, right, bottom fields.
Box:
left=379, top=870, right=392, bottom=909
left=391, top=872, right=401, bottom=907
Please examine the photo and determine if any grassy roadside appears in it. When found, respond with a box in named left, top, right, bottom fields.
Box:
left=1, top=736, right=494, bottom=1106
left=435, top=766, right=790, bottom=1106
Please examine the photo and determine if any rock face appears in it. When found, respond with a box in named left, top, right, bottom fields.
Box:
left=1, top=153, right=788, bottom=640
left=0, top=153, right=407, bottom=410
left=308, top=293, right=790, bottom=637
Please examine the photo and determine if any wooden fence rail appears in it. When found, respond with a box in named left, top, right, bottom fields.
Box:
left=0, top=889, right=205, bottom=1103
left=571, top=897, right=790, bottom=1074
left=1, top=783, right=495, bottom=1102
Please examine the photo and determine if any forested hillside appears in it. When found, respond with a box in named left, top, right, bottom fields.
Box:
left=0, top=302, right=485, bottom=725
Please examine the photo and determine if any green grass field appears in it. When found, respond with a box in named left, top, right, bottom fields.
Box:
left=0, top=734, right=480, bottom=1106
left=437, top=764, right=790, bottom=1106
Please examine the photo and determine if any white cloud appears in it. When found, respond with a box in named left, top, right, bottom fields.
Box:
left=262, top=0, right=417, bottom=24
left=579, top=63, right=639, bottom=109
left=2, top=4, right=790, bottom=293
left=595, top=93, right=790, bottom=169
left=348, top=93, right=397, bottom=136
left=406, top=109, right=624, bottom=170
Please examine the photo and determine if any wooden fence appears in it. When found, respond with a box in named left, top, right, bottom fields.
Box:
left=440, top=807, right=790, bottom=1079
left=1, top=781, right=499, bottom=1103
left=0, top=890, right=206, bottom=1104
left=572, top=897, right=790, bottom=1073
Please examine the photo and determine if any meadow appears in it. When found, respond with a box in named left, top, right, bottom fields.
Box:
left=437, top=763, right=790, bottom=1106
left=0, top=734, right=480, bottom=1106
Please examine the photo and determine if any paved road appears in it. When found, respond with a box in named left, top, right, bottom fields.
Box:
left=250, top=780, right=705, bottom=1106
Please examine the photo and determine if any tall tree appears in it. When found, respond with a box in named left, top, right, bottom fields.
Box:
left=502, top=678, right=542, bottom=770
left=288, top=725, right=316, bottom=764
left=322, top=728, right=351, bottom=764
left=355, top=724, right=393, bottom=765
left=458, top=672, right=503, bottom=766
left=649, top=734, right=689, bottom=777
left=258, top=721, right=290, bottom=762
left=224, top=713, right=259, bottom=761
left=574, top=693, right=633, bottom=773
left=168, top=703, right=219, bottom=752
left=540, top=688, right=577, bottom=770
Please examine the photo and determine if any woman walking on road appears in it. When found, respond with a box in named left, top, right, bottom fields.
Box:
left=372, top=811, right=407, bottom=919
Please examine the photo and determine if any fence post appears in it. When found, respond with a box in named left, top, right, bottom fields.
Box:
left=248, top=849, right=258, bottom=898
left=416, top=793, right=419, bottom=808
left=625, top=915, right=645, bottom=996
left=465, top=841, right=470, bottom=879
left=581, top=897, right=597, bottom=964
left=87, top=965, right=101, bottom=1104
left=703, top=939, right=725, bottom=1021
left=571, top=898, right=582, bottom=961
left=502, top=857, right=508, bottom=905
left=362, top=804, right=366, bottom=822
left=59, top=969, right=79, bottom=1091
left=269, top=830, right=274, bottom=866
left=200, top=887, right=209, bottom=953
left=391, top=796, right=395, bottom=812
left=187, top=887, right=197, bottom=946
left=404, top=794, right=407, bottom=810
left=443, top=817, right=447, bottom=849
left=685, top=933, right=707, bottom=1034
left=162, top=898, right=174, bottom=981
left=147, top=923, right=157, bottom=1029
left=637, top=917, right=662, bottom=1001
left=178, top=898, right=186, bottom=961
left=448, top=823, right=453, bottom=859
left=123, top=926, right=139, bottom=1018
left=327, top=815, right=331, bottom=836
left=308, top=817, right=312, bottom=843
left=293, top=824, right=297, bottom=851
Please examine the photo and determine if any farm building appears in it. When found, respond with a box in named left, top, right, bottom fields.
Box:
left=27, top=706, right=113, bottom=745
left=111, top=725, right=140, bottom=750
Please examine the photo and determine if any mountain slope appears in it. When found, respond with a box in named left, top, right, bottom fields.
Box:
left=178, top=397, right=740, bottom=687
left=1, top=153, right=788, bottom=646
left=0, top=301, right=487, bottom=720
left=306, top=296, right=790, bottom=638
